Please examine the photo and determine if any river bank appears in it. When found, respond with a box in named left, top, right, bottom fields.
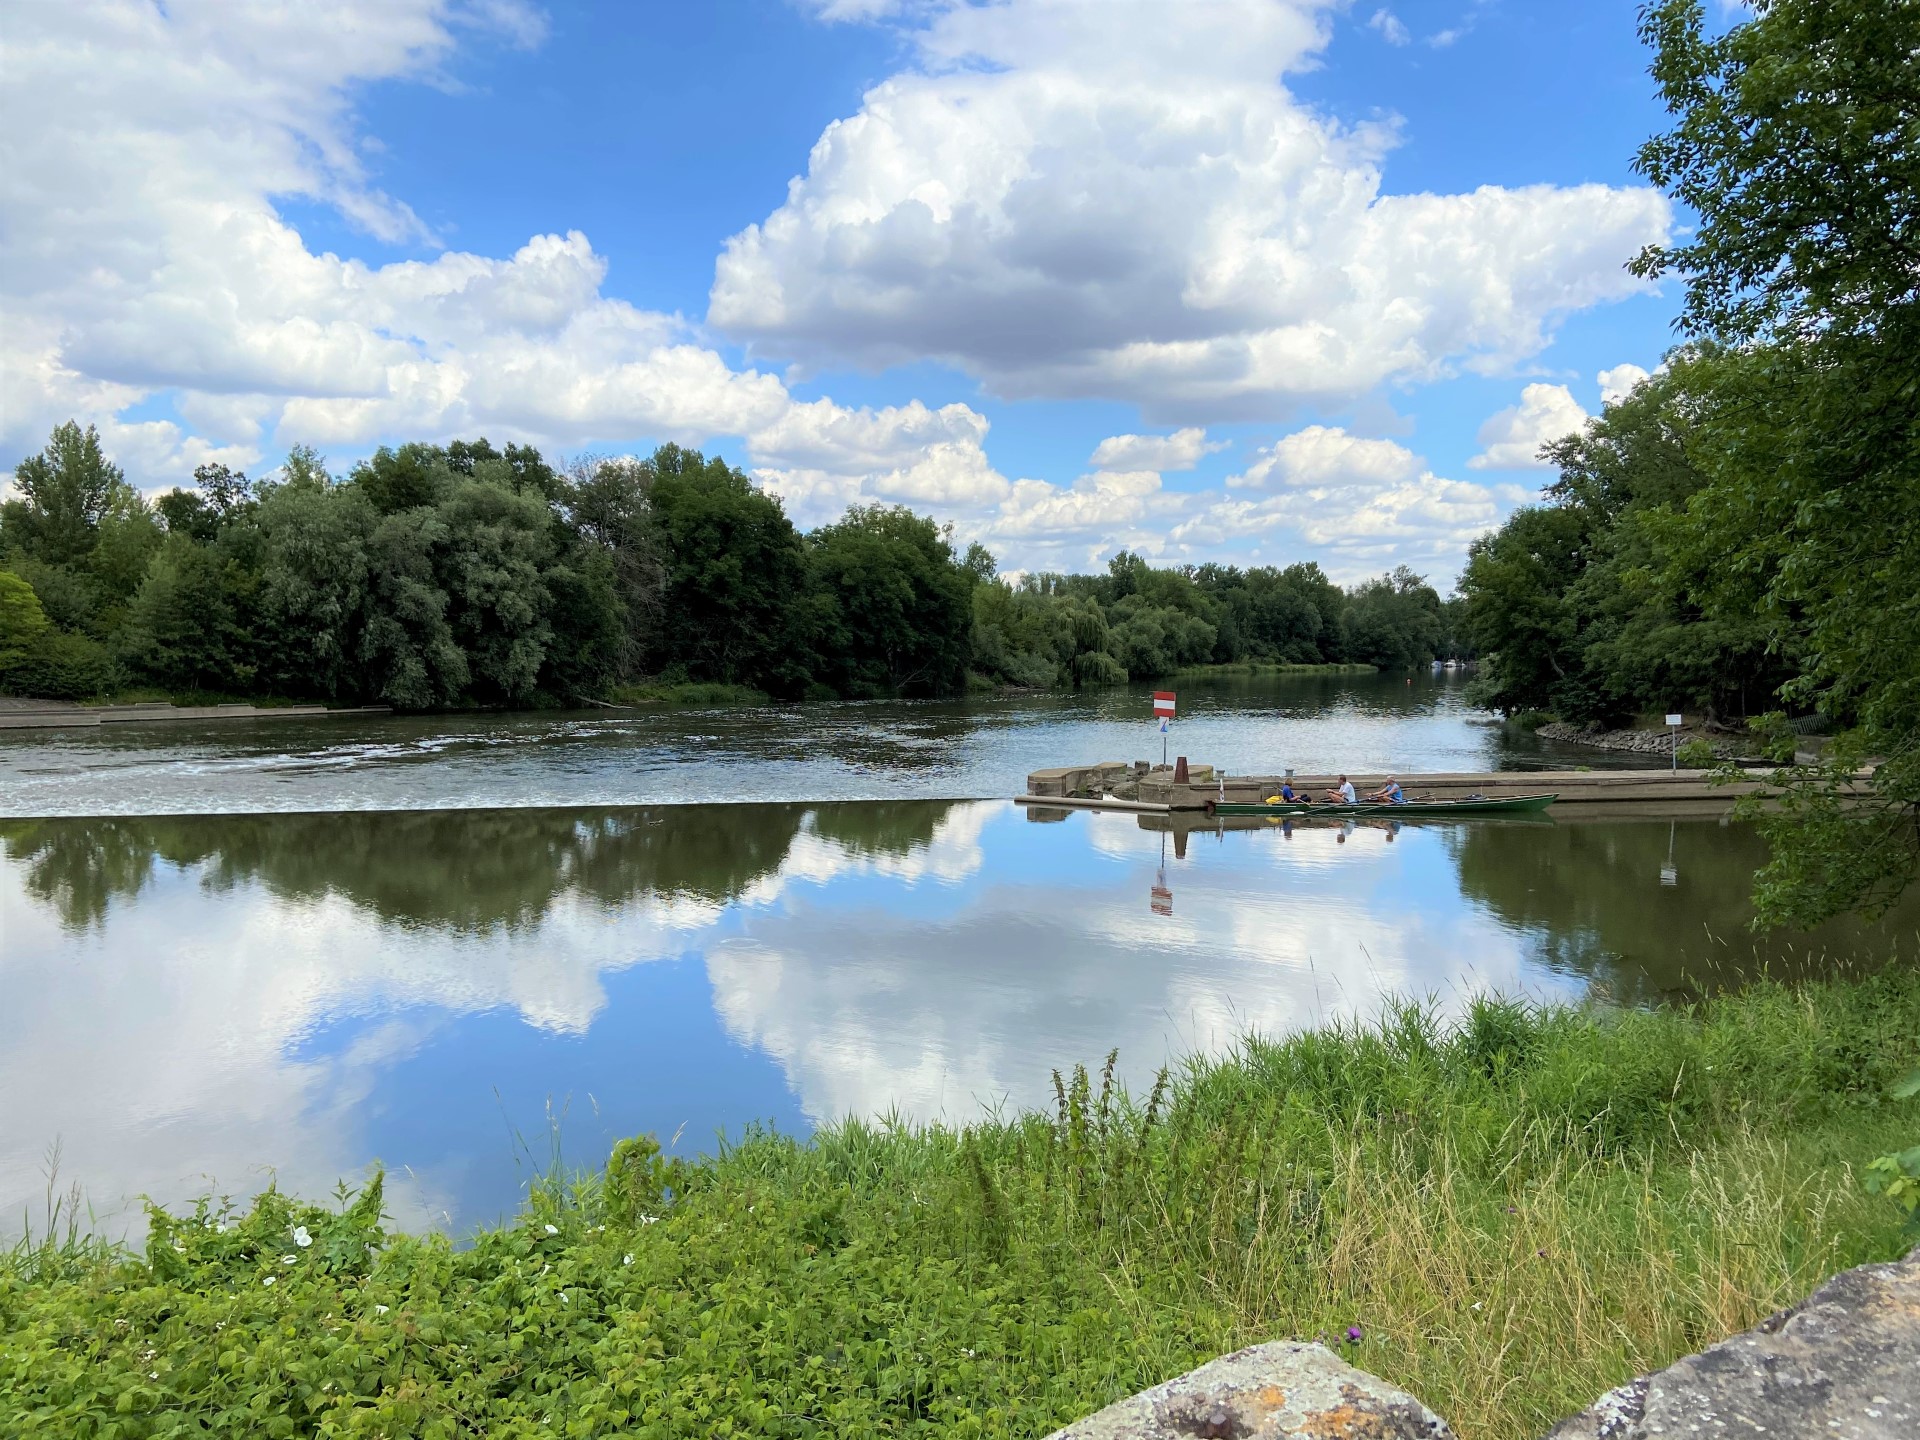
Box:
left=7, top=970, right=1916, bottom=1439
left=1532, top=719, right=1747, bottom=761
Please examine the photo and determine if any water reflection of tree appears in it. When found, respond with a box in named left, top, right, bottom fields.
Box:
left=1449, top=819, right=1918, bottom=1002
left=0, top=820, right=160, bottom=932
left=1, top=801, right=961, bottom=934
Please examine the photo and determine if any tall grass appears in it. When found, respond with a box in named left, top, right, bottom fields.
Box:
left=4, top=974, right=1915, bottom=1438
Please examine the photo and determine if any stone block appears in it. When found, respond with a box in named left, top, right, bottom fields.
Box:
left=1546, top=1245, right=1919, bottom=1440
left=1044, top=1342, right=1453, bottom=1439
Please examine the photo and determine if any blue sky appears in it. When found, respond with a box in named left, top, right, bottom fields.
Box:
left=2, top=0, right=1700, bottom=586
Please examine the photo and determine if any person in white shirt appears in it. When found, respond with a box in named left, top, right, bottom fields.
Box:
left=1325, top=774, right=1357, bottom=804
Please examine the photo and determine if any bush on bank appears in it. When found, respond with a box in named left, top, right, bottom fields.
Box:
left=4, top=971, right=1917, bottom=1440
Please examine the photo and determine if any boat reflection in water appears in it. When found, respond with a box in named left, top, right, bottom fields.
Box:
left=3, top=801, right=1912, bottom=1242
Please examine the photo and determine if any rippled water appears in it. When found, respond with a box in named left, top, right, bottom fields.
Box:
left=0, top=673, right=1638, bottom=817
left=4, top=797, right=1912, bottom=1241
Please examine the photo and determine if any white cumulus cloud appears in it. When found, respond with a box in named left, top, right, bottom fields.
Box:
left=1467, top=382, right=1590, bottom=470
left=1087, top=428, right=1225, bottom=472
left=0, top=0, right=999, bottom=523
left=1183, top=425, right=1500, bottom=576
left=1598, top=362, right=1652, bottom=406
left=710, top=0, right=1670, bottom=419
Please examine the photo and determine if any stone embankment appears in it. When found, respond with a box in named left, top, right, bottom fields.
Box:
left=1533, top=720, right=1745, bottom=760
left=1047, top=1246, right=1918, bottom=1439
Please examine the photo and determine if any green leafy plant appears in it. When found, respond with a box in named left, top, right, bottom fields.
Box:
left=1674, top=737, right=1717, bottom=769
left=1865, top=1068, right=1920, bottom=1232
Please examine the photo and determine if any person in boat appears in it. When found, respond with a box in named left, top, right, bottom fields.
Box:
left=1369, top=776, right=1407, bottom=805
left=1325, top=774, right=1357, bottom=804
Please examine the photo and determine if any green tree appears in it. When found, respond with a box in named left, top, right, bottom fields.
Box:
left=807, top=505, right=974, bottom=697
left=1634, top=0, right=1920, bottom=924
left=252, top=476, right=376, bottom=699
left=563, top=455, right=664, bottom=681
left=1460, top=506, right=1589, bottom=716
left=646, top=446, right=809, bottom=692
left=359, top=507, right=468, bottom=709
left=351, top=443, right=448, bottom=516
left=1342, top=567, right=1442, bottom=672
left=0, top=570, right=52, bottom=674
left=118, top=535, right=252, bottom=692
left=432, top=476, right=556, bottom=705
left=0, top=422, right=135, bottom=566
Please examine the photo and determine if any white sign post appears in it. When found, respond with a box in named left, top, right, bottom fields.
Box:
left=1666, top=713, right=1683, bottom=771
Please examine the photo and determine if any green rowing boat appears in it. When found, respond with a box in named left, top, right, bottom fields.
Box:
left=1208, top=792, right=1558, bottom=818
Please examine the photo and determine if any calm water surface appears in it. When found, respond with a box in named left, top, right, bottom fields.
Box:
left=4, top=797, right=1913, bottom=1241
left=0, top=674, right=1639, bottom=818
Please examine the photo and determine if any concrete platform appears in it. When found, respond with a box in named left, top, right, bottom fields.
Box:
left=1025, top=762, right=1798, bottom=810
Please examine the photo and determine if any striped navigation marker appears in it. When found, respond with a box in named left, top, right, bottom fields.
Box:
left=1153, top=691, right=1175, bottom=765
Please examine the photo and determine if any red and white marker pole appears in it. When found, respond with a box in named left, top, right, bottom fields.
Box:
left=1153, top=691, right=1176, bottom=767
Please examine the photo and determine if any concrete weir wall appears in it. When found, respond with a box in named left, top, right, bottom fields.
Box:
left=1023, top=762, right=1766, bottom=810
left=0, top=700, right=392, bottom=730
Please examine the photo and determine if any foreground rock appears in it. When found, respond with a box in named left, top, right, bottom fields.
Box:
left=1043, top=1342, right=1452, bottom=1439
left=1547, top=1245, right=1919, bottom=1440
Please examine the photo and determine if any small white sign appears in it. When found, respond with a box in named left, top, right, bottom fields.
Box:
left=1158, top=716, right=1170, bottom=734
left=1665, top=713, right=1683, bottom=726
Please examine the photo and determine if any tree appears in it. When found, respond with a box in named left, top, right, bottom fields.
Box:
left=351, top=444, right=448, bottom=516
left=563, top=455, right=663, bottom=681
left=807, top=505, right=974, bottom=697
left=1633, top=0, right=1920, bottom=924
left=252, top=477, right=375, bottom=699
left=646, top=446, right=809, bottom=692
left=118, top=535, right=252, bottom=693
left=1, top=422, right=138, bottom=566
left=431, top=476, right=556, bottom=705
left=0, top=570, right=51, bottom=673
left=1460, top=506, right=1589, bottom=716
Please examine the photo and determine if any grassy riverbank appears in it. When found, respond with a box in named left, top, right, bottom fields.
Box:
left=6, top=972, right=1917, bottom=1438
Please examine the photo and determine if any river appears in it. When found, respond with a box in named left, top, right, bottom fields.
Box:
left=2, top=675, right=1911, bottom=1241
left=0, top=672, right=1632, bottom=817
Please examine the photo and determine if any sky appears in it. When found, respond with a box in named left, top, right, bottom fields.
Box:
left=0, top=0, right=1705, bottom=587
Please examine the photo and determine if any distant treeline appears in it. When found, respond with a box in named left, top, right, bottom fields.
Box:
left=0, top=425, right=1463, bottom=709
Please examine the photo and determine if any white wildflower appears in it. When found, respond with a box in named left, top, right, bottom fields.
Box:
left=623, top=1254, right=634, bottom=1266
left=374, top=1304, right=390, bottom=1315
left=292, top=1226, right=312, bottom=1248
left=639, top=1214, right=658, bottom=1225
left=281, top=1254, right=297, bottom=1265
left=544, top=1223, right=559, bottom=1235
left=262, top=1275, right=276, bottom=1287
left=560, top=1292, right=570, bottom=1305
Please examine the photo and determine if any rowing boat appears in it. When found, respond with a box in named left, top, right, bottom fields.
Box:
left=1208, top=792, right=1558, bottom=818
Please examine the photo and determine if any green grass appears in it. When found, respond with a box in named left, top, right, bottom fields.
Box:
left=603, top=682, right=773, bottom=709
left=1170, top=661, right=1377, bottom=678
left=4, top=972, right=1917, bottom=1438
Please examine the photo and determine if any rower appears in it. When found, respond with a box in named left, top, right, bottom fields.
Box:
left=1325, top=774, right=1357, bottom=804
left=1369, top=776, right=1406, bottom=805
